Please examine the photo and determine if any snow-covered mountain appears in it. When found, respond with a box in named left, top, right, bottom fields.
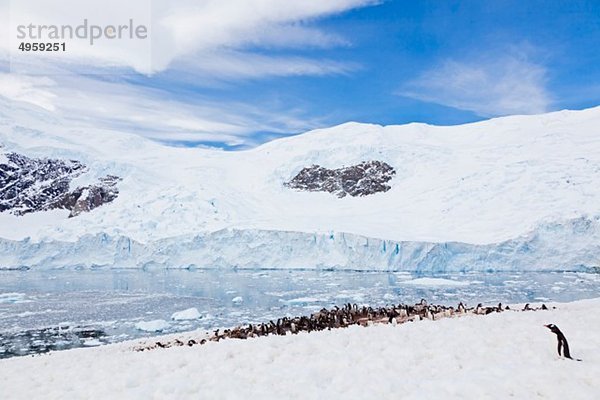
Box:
left=1, top=98, right=600, bottom=271
left=0, top=151, right=120, bottom=217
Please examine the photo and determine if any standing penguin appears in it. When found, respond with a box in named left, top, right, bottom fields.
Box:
left=544, top=324, right=581, bottom=361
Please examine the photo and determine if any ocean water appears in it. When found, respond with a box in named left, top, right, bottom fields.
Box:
left=1, top=268, right=599, bottom=359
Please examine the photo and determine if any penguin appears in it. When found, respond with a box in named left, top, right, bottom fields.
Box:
left=399, top=307, right=408, bottom=319
left=544, top=324, right=581, bottom=361
left=475, top=303, right=484, bottom=315
left=426, top=309, right=434, bottom=320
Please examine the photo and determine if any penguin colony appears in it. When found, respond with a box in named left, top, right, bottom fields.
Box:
left=135, top=300, right=551, bottom=352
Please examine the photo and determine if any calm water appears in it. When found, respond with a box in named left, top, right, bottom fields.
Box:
left=1, top=269, right=599, bottom=358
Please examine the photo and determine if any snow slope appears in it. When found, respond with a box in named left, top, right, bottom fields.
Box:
left=1, top=98, right=600, bottom=270
left=2, top=298, right=599, bottom=399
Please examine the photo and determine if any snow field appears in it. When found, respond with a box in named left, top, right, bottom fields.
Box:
left=1, top=105, right=600, bottom=248
left=2, top=298, right=599, bottom=399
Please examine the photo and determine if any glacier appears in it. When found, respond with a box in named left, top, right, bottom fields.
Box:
left=1, top=99, right=600, bottom=271
left=1, top=216, right=598, bottom=271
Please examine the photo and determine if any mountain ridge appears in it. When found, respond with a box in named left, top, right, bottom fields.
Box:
left=1, top=101, right=600, bottom=269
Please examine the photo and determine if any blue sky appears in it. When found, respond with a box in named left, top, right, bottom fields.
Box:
left=1, top=0, right=599, bottom=149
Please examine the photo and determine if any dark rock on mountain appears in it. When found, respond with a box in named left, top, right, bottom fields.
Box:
left=0, top=152, right=85, bottom=215
left=285, top=160, right=395, bottom=198
left=0, top=152, right=120, bottom=217
left=51, top=175, right=121, bottom=218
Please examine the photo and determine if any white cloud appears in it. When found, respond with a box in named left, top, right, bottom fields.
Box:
left=152, top=0, right=377, bottom=75
left=400, top=54, right=551, bottom=117
left=0, top=72, right=324, bottom=147
left=173, top=50, right=357, bottom=81
left=5, top=0, right=154, bottom=73
left=0, top=1, right=379, bottom=147
left=157, top=0, right=371, bottom=51
left=0, top=74, right=57, bottom=111
left=2, top=0, right=376, bottom=76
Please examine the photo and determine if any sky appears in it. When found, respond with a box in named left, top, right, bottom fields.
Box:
left=0, top=0, right=599, bottom=149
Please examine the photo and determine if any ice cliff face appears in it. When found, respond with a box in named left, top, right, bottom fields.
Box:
left=0, top=216, right=598, bottom=271
left=0, top=152, right=119, bottom=217
left=285, top=161, right=395, bottom=198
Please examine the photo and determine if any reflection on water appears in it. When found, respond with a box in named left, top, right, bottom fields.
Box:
left=0, top=268, right=599, bottom=358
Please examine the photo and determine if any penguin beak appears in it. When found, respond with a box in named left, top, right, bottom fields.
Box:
left=543, top=324, right=551, bottom=329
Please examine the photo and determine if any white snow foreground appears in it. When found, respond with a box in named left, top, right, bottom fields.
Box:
left=2, top=101, right=600, bottom=270
left=2, top=298, right=599, bottom=399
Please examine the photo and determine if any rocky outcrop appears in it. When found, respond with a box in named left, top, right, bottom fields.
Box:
left=0, top=152, right=120, bottom=217
left=52, top=175, right=121, bottom=218
left=285, top=160, right=395, bottom=197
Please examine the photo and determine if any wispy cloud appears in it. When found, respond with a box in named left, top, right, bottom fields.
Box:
left=0, top=1, right=380, bottom=147
left=0, top=74, right=57, bottom=111
left=173, top=50, right=358, bottom=81
left=0, top=72, right=326, bottom=147
left=399, top=52, right=551, bottom=117
left=2, top=0, right=377, bottom=77
left=152, top=0, right=378, bottom=76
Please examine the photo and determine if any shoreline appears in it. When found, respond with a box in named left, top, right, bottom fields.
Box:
left=133, top=300, right=550, bottom=352
left=2, top=298, right=599, bottom=399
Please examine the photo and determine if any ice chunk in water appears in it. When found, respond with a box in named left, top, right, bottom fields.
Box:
left=135, top=320, right=169, bottom=332
left=232, top=296, right=243, bottom=305
left=171, top=308, right=201, bottom=321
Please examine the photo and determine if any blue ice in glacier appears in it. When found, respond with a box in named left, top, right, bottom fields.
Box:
left=0, top=216, right=599, bottom=272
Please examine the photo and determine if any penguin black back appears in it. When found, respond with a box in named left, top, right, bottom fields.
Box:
left=544, top=324, right=581, bottom=361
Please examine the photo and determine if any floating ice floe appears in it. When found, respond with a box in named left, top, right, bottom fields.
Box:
left=171, top=308, right=201, bottom=321
left=83, top=339, right=103, bottom=347
left=399, top=278, right=470, bottom=287
left=280, top=297, right=322, bottom=306
left=135, top=320, right=170, bottom=332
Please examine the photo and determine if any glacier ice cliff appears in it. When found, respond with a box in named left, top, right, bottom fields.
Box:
left=1, top=216, right=598, bottom=272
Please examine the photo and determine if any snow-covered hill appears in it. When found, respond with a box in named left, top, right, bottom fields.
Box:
left=1, top=98, right=600, bottom=270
